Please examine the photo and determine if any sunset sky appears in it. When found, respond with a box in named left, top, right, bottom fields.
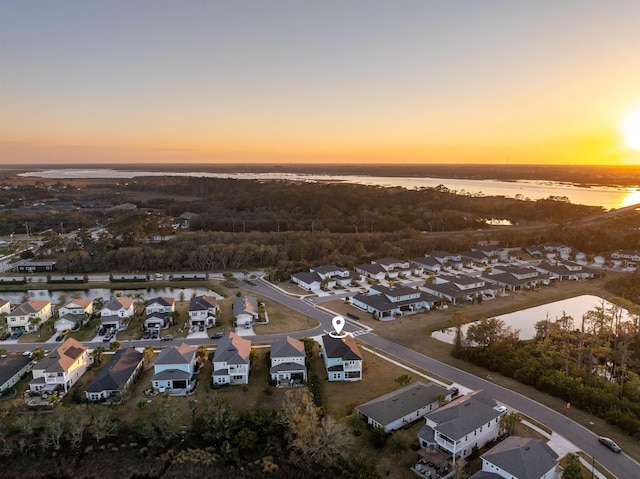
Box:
left=2, top=1, right=640, bottom=165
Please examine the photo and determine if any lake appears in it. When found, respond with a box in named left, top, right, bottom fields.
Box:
left=0, top=286, right=222, bottom=306
left=431, top=295, right=633, bottom=344
left=19, top=168, right=636, bottom=210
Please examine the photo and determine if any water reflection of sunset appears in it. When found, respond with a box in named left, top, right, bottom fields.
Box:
left=620, top=190, right=640, bottom=208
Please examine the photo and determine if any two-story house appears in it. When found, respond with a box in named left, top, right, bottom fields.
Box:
left=470, top=436, right=559, bottom=479
left=58, top=299, right=94, bottom=317
left=145, top=297, right=175, bottom=315
left=151, top=343, right=197, bottom=394
left=29, top=338, right=91, bottom=395
left=320, top=333, right=363, bottom=381
left=212, top=332, right=251, bottom=385
left=100, top=297, right=135, bottom=330
left=418, top=390, right=503, bottom=460
left=85, top=347, right=144, bottom=402
left=188, top=295, right=217, bottom=329
left=7, top=300, right=53, bottom=332
left=269, top=336, right=307, bottom=386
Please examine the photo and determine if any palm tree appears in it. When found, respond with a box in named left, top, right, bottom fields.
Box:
left=109, top=341, right=121, bottom=352
left=92, top=346, right=105, bottom=364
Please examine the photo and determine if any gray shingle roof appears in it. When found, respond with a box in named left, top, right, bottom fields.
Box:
left=152, top=369, right=192, bottom=381
left=321, top=334, right=362, bottom=361
left=155, top=343, right=196, bottom=366
left=426, top=390, right=501, bottom=441
left=356, top=382, right=449, bottom=427
left=213, top=332, right=251, bottom=364
left=270, top=336, right=305, bottom=359
left=85, top=348, right=143, bottom=393
left=481, top=436, right=558, bottom=479
left=0, top=355, right=32, bottom=387
left=188, top=295, right=217, bottom=312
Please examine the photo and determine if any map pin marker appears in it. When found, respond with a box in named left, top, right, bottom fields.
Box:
left=332, top=315, right=345, bottom=335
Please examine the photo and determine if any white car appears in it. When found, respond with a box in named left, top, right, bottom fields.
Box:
left=496, top=406, right=508, bottom=415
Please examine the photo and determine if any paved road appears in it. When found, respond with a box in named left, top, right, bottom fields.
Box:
left=3, top=276, right=638, bottom=478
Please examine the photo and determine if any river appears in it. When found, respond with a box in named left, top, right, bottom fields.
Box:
left=19, top=168, right=638, bottom=210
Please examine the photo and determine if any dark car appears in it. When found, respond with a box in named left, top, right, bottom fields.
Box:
left=210, top=331, right=224, bottom=339
left=161, top=335, right=174, bottom=341
left=598, top=436, right=622, bottom=453
left=55, top=335, right=64, bottom=342
left=10, top=330, right=24, bottom=340
left=151, top=330, right=159, bottom=339
left=142, top=330, right=151, bottom=339
left=102, top=333, right=112, bottom=342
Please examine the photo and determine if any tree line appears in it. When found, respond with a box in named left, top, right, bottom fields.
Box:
left=451, top=302, right=640, bottom=437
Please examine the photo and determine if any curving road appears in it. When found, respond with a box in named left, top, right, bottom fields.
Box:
left=3, top=276, right=638, bottom=478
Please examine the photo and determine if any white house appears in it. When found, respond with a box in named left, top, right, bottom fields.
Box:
left=470, top=436, right=559, bottom=479
left=7, top=300, right=53, bottom=332
left=270, top=336, right=307, bottom=386
left=145, top=297, right=175, bottom=315
left=291, top=271, right=325, bottom=291
left=410, top=256, right=443, bottom=273
left=54, top=313, right=85, bottom=332
left=144, top=312, right=169, bottom=330
left=100, top=298, right=135, bottom=330
left=320, top=333, right=363, bottom=382
left=58, top=299, right=93, bottom=317
left=85, top=347, right=143, bottom=402
left=151, top=343, right=197, bottom=395
left=356, top=382, right=451, bottom=432
left=351, top=285, right=438, bottom=320
left=0, top=354, right=33, bottom=393
left=29, top=338, right=91, bottom=395
left=233, top=296, right=259, bottom=327
left=188, top=295, right=217, bottom=329
left=418, top=390, right=503, bottom=460
left=212, top=332, right=251, bottom=385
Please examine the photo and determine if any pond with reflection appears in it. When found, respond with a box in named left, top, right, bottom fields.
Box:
left=432, top=295, right=633, bottom=344
left=1, top=286, right=221, bottom=306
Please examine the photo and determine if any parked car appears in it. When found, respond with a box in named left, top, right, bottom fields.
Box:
left=496, top=406, right=508, bottom=415
left=9, top=330, right=23, bottom=340
left=150, top=330, right=159, bottom=339
left=210, top=331, right=224, bottom=339
left=102, top=333, right=112, bottom=342
left=0, top=332, right=11, bottom=341
left=598, top=436, right=621, bottom=453
left=161, top=335, right=173, bottom=341
left=55, top=335, right=64, bottom=342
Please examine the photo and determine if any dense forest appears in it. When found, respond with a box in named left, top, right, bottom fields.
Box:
left=0, top=389, right=379, bottom=479
left=7, top=175, right=640, bottom=275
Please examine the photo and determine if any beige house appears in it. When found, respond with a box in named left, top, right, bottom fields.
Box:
left=7, top=300, right=53, bottom=332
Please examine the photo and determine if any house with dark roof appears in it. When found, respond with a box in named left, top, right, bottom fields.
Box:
left=291, top=264, right=357, bottom=291
left=212, top=332, right=251, bottom=385
left=410, top=256, right=443, bottom=273
left=536, top=261, right=598, bottom=281
left=100, top=297, right=135, bottom=330
left=29, top=338, right=90, bottom=395
left=470, top=436, right=559, bottom=479
left=373, top=257, right=411, bottom=272
left=356, top=381, right=451, bottom=432
left=351, top=285, right=438, bottom=320
left=151, top=343, right=197, bottom=394
left=430, top=251, right=464, bottom=269
left=482, top=265, right=550, bottom=292
left=355, top=262, right=388, bottom=280
left=7, top=300, right=53, bottom=332
left=0, top=354, right=33, bottom=393
left=320, top=334, right=363, bottom=381
left=418, top=390, right=503, bottom=460
left=421, top=274, right=498, bottom=305
left=270, top=336, right=307, bottom=386
left=291, top=271, right=324, bottom=291
left=233, top=296, right=259, bottom=327
left=144, top=312, right=169, bottom=330
left=145, top=297, right=175, bottom=315
left=85, top=347, right=143, bottom=402
left=188, top=295, right=218, bottom=328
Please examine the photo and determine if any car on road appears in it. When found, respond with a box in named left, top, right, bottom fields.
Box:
left=160, top=335, right=173, bottom=341
left=598, top=436, right=621, bottom=453
left=210, top=331, right=224, bottom=339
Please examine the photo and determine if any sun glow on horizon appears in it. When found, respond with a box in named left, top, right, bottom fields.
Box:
left=621, top=110, right=640, bottom=151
